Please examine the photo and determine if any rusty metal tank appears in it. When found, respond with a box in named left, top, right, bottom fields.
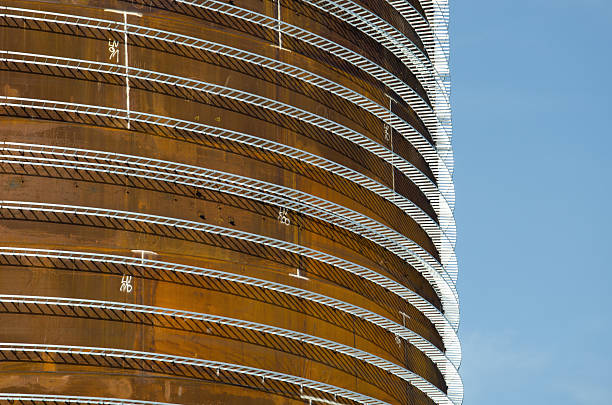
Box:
left=0, top=1, right=460, bottom=404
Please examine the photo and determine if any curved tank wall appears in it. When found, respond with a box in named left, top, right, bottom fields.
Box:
left=0, top=1, right=460, bottom=404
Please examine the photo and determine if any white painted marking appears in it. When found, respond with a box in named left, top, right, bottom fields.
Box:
left=277, top=0, right=282, bottom=49
left=301, top=395, right=343, bottom=405
left=385, top=94, right=397, bottom=191
left=120, top=275, right=133, bottom=293
left=289, top=268, right=309, bottom=280
left=131, top=249, right=158, bottom=264
left=399, top=310, right=411, bottom=326
left=108, top=39, right=120, bottom=62
left=103, top=9, right=143, bottom=17
left=278, top=206, right=290, bottom=226
left=123, top=12, right=130, bottom=129
left=103, top=9, right=142, bottom=129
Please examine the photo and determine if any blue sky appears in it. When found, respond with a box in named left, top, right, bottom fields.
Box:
left=451, top=1, right=612, bottom=404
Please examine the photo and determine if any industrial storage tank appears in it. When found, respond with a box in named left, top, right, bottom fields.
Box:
left=0, top=1, right=461, bottom=404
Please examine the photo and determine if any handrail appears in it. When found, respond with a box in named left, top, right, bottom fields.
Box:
left=0, top=95, right=457, bottom=286
left=0, top=7, right=459, bottom=285
left=173, top=0, right=453, bottom=174
left=0, top=199, right=456, bottom=347
left=299, top=0, right=449, bottom=109
left=0, top=343, right=390, bottom=405
left=0, top=6, right=446, bottom=159
left=0, top=49, right=456, bottom=252
left=0, top=248, right=461, bottom=404
left=0, top=393, right=181, bottom=405
left=0, top=2, right=460, bottom=402
left=0, top=295, right=452, bottom=404
left=0, top=142, right=450, bottom=301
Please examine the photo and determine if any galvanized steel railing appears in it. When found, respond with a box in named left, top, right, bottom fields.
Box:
left=0, top=1, right=460, bottom=402
left=0, top=142, right=453, bottom=305
left=0, top=393, right=180, bottom=405
left=0, top=199, right=456, bottom=353
left=0, top=95, right=458, bottom=300
left=0, top=343, right=390, bottom=405
left=0, top=247, right=461, bottom=405
left=0, top=4, right=459, bottom=288
left=0, top=295, right=451, bottom=404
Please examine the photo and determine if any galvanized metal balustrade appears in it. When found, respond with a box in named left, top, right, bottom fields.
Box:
left=0, top=343, right=390, bottom=405
left=0, top=94, right=458, bottom=305
left=0, top=199, right=456, bottom=361
left=0, top=295, right=451, bottom=404
left=0, top=1, right=460, bottom=403
left=0, top=141, right=454, bottom=304
left=0, top=393, right=181, bottom=405
left=0, top=5, right=459, bottom=288
left=0, top=248, right=461, bottom=404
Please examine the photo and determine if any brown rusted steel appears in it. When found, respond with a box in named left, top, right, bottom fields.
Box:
left=0, top=1, right=456, bottom=404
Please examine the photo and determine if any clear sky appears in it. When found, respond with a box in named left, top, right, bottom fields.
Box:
left=451, top=1, right=612, bottom=403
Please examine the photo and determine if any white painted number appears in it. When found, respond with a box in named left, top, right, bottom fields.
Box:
left=108, top=38, right=120, bottom=62
left=120, top=274, right=133, bottom=293
left=278, top=207, right=290, bottom=226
